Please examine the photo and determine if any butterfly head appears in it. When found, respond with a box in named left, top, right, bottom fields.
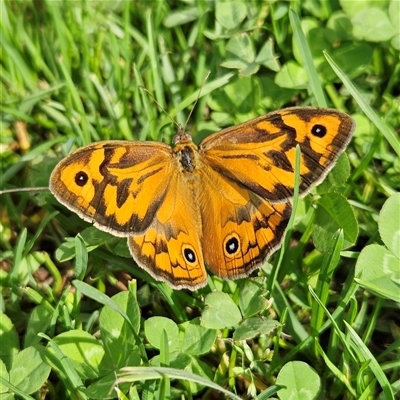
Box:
left=173, top=125, right=192, bottom=146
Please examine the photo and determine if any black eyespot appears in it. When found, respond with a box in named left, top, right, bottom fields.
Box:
left=184, top=247, right=196, bottom=264
left=311, top=124, right=327, bottom=138
left=75, top=171, right=89, bottom=187
left=225, top=236, right=239, bottom=255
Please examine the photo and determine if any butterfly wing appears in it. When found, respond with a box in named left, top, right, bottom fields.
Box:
left=50, top=141, right=175, bottom=236
left=128, top=171, right=207, bottom=290
left=198, top=166, right=291, bottom=280
left=50, top=140, right=207, bottom=289
left=197, top=107, right=354, bottom=279
left=200, top=107, right=355, bottom=202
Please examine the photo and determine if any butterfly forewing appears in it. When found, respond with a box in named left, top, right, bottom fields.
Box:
left=50, top=141, right=174, bottom=236
left=200, top=107, right=355, bottom=202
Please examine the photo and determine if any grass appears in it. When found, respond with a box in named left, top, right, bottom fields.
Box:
left=1, top=1, right=399, bottom=399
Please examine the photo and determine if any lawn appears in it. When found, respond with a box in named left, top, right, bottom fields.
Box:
left=1, top=1, right=399, bottom=399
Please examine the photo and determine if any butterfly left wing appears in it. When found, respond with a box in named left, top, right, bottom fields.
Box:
left=50, top=140, right=208, bottom=289
left=128, top=170, right=208, bottom=290
left=50, top=140, right=175, bottom=236
left=200, top=107, right=355, bottom=202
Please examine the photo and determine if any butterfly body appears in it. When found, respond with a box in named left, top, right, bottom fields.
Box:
left=50, top=107, right=355, bottom=290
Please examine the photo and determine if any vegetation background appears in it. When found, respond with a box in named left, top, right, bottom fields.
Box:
left=1, top=0, right=399, bottom=399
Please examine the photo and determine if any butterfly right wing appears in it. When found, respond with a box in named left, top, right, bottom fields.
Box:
left=196, top=107, right=354, bottom=282
left=200, top=107, right=355, bottom=202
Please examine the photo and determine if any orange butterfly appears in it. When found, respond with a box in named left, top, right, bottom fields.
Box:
left=50, top=107, right=355, bottom=290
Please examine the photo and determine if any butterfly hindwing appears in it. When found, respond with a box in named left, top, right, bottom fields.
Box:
left=198, top=165, right=291, bottom=279
left=128, top=169, right=207, bottom=290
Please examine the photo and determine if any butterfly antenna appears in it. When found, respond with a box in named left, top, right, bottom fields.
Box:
left=184, top=70, right=211, bottom=129
left=0, top=187, right=49, bottom=195
left=138, top=86, right=180, bottom=129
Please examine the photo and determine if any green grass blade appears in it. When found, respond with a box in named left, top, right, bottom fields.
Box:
left=325, top=51, right=400, bottom=157
left=309, top=286, right=357, bottom=362
left=117, top=366, right=243, bottom=400
left=72, top=280, right=134, bottom=331
left=289, top=9, right=326, bottom=106
left=0, top=377, right=36, bottom=400
left=39, top=333, right=88, bottom=400
left=169, top=72, right=235, bottom=118
left=311, top=229, right=344, bottom=332
left=344, top=321, right=395, bottom=400
left=315, top=341, right=357, bottom=397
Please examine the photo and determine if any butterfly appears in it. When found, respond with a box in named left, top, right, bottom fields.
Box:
left=50, top=107, right=355, bottom=290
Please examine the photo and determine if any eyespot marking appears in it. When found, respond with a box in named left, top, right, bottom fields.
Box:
left=75, top=171, right=89, bottom=187
left=224, top=233, right=241, bottom=257
left=311, top=124, right=327, bottom=138
left=183, top=245, right=197, bottom=265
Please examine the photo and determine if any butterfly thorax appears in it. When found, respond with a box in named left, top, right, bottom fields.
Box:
left=174, top=141, right=199, bottom=173
left=172, top=126, right=201, bottom=173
